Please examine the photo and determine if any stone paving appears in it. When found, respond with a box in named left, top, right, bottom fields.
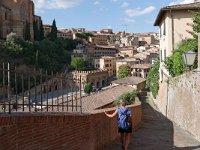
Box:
left=105, top=98, right=200, bottom=150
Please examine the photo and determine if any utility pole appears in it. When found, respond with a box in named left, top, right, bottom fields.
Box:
left=122, top=24, right=128, bottom=33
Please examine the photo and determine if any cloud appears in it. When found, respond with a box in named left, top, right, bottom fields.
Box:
left=124, top=18, right=135, bottom=23
left=94, top=1, right=100, bottom=5
left=169, top=0, right=200, bottom=5
left=125, top=6, right=156, bottom=17
left=110, top=0, right=118, bottom=2
left=121, top=2, right=129, bottom=8
left=32, top=0, right=82, bottom=10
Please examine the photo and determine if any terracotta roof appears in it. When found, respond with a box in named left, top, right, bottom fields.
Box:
left=81, top=85, right=135, bottom=112
left=154, top=2, right=200, bottom=26
left=131, top=64, right=152, bottom=69
left=117, top=58, right=138, bottom=62
left=112, top=76, right=146, bottom=86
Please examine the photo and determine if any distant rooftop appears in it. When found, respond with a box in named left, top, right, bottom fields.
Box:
left=95, top=45, right=116, bottom=49
left=112, top=76, right=146, bottom=86
left=131, top=64, right=152, bottom=69
left=117, top=58, right=138, bottom=62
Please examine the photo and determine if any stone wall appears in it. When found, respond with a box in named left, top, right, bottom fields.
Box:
left=154, top=34, right=200, bottom=142
left=0, top=103, right=142, bottom=150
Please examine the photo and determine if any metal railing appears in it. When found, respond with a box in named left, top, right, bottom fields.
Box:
left=0, top=62, right=82, bottom=114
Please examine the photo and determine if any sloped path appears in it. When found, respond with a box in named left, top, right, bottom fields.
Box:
left=105, top=98, right=200, bottom=150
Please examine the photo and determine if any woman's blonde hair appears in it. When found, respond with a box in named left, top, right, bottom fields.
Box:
left=120, top=99, right=127, bottom=106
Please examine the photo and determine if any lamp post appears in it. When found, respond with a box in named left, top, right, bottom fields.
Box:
left=182, top=50, right=197, bottom=70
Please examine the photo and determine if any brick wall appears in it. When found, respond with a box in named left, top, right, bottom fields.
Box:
left=0, top=103, right=142, bottom=150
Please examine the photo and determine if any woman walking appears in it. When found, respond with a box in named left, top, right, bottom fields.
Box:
left=104, top=100, right=132, bottom=150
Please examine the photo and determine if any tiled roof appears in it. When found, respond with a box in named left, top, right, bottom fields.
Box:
left=112, top=76, right=146, bottom=86
left=154, top=2, right=200, bottom=26
left=81, top=85, right=134, bottom=112
left=117, top=58, right=138, bottom=62
left=131, top=64, right=152, bottom=69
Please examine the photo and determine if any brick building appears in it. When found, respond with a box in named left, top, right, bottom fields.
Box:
left=94, top=56, right=116, bottom=77
left=72, top=70, right=109, bottom=89
left=0, top=0, right=41, bottom=40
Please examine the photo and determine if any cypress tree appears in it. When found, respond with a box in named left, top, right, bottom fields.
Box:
left=33, top=20, right=40, bottom=41
left=40, top=20, right=44, bottom=40
left=24, top=21, right=31, bottom=41
left=49, top=19, right=57, bottom=40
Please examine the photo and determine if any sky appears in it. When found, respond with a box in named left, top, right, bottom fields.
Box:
left=33, top=0, right=200, bottom=33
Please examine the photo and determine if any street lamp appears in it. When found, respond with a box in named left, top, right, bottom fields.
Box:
left=182, top=50, right=197, bottom=69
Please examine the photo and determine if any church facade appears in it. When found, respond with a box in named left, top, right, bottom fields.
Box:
left=0, top=0, right=41, bottom=40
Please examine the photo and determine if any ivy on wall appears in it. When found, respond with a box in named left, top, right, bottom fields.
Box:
left=164, top=10, right=200, bottom=77
left=146, top=58, right=160, bottom=98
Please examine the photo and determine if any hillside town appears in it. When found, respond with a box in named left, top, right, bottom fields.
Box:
left=1, top=0, right=200, bottom=150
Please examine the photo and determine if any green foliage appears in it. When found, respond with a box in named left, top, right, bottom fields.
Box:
left=0, top=38, right=71, bottom=72
left=33, top=20, right=40, bottom=41
left=71, top=57, right=85, bottom=70
left=3, top=39, right=23, bottom=53
left=76, top=32, right=94, bottom=39
left=84, top=83, right=93, bottom=94
left=24, top=21, right=31, bottom=41
left=117, top=64, right=131, bottom=79
left=193, top=11, right=200, bottom=39
left=164, top=38, right=197, bottom=77
left=48, top=19, right=57, bottom=40
left=40, top=20, right=44, bottom=40
left=146, top=58, right=160, bottom=98
left=114, top=90, right=138, bottom=106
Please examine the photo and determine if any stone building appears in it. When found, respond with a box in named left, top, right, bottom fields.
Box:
left=131, top=64, right=152, bottom=79
left=118, top=47, right=138, bottom=57
left=72, top=70, right=109, bottom=89
left=87, top=45, right=118, bottom=59
left=91, top=34, right=110, bottom=45
left=116, top=58, right=140, bottom=76
left=138, top=34, right=155, bottom=46
left=111, top=76, right=146, bottom=91
left=94, top=56, right=116, bottom=77
left=154, top=2, right=200, bottom=82
left=0, top=0, right=41, bottom=40
left=57, top=29, right=73, bottom=39
left=43, top=24, right=51, bottom=37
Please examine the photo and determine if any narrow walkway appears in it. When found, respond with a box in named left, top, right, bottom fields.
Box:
left=105, top=98, right=200, bottom=150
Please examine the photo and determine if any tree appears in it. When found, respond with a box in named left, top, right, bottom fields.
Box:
left=48, top=19, right=57, bottom=40
left=33, top=20, right=40, bottom=41
left=39, top=20, right=44, bottom=40
left=24, top=21, right=31, bottom=41
left=84, top=83, right=92, bottom=94
left=117, top=64, right=131, bottom=79
left=71, top=57, right=84, bottom=70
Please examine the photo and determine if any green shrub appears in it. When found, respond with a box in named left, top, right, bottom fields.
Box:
left=146, top=58, right=160, bottom=98
left=114, top=90, right=138, bottom=106
left=84, top=83, right=93, bottom=94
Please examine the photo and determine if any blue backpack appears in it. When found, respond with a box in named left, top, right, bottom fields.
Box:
left=117, top=108, right=132, bottom=129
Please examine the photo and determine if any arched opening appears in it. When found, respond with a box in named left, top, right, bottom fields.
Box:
left=102, top=80, right=105, bottom=87
left=97, top=82, right=100, bottom=88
